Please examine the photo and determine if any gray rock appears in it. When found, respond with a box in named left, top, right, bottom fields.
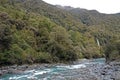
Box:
left=0, top=71, right=2, bottom=76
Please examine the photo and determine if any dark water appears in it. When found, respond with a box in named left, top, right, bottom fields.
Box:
left=0, top=58, right=105, bottom=80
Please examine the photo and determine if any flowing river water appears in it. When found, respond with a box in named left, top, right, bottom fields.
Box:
left=0, top=58, right=105, bottom=80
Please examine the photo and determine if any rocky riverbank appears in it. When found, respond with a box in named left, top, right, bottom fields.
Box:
left=48, top=62, right=120, bottom=80
left=88, top=62, right=120, bottom=80
left=0, top=59, right=120, bottom=80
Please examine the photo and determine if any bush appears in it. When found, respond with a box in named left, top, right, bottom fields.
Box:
left=105, top=41, right=120, bottom=62
left=35, top=52, right=53, bottom=63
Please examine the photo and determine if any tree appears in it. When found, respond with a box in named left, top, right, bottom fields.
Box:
left=0, top=24, right=12, bottom=51
left=105, top=40, right=120, bottom=62
left=0, top=0, right=8, bottom=5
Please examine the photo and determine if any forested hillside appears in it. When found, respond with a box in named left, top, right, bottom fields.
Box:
left=0, top=0, right=119, bottom=66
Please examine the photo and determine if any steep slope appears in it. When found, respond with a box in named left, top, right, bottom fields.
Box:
left=57, top=5, right=120, bottom=26
left=56, top=5, right=120, bottom=61
left=56, top=5, right=120, bottom=43
left=15, top=0, right=85, bottom=31
left=0, top=0, right=79, bottom=65
left=0, top=0, right=119, bottom=65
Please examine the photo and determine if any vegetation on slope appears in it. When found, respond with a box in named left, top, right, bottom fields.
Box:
left=0, top=0, right=119, bottom=65
left=105, top=40, right=120, bottom=62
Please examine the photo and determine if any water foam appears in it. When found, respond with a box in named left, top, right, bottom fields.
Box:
left=9, top=69, right=51, bottom=80
left=57, top=64, right=86, bottom=69
left=27, top=69, right=51, bottom=79
left=33, top=70, right=50, bottom=76
left=9, top=75, right=28, bottom=80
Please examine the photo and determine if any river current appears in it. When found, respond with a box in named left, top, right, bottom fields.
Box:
left=0, top=58, right=105, bottom=80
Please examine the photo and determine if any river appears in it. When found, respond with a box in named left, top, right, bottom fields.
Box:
left=0, top=58, right=112, bottom=80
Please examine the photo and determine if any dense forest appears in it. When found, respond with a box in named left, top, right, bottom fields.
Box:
left=0, top=0, right=120, bottom=66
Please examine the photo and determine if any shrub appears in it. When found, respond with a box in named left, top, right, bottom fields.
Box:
left=105, top=41, right=120, bottom=62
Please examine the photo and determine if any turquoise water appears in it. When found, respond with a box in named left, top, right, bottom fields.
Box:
left=0, top=58, right=105, bottom=80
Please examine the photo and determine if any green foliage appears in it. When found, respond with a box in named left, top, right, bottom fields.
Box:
left=0, top=0, right=119, bottom=65
left=0, top=24, right=12, bottom=51
left=35, top=52, right=53, bottom=63
left=105, top=40, right=120, bottom=62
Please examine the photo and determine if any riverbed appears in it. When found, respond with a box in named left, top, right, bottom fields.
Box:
left=0, top=58, right=120, bottom=80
